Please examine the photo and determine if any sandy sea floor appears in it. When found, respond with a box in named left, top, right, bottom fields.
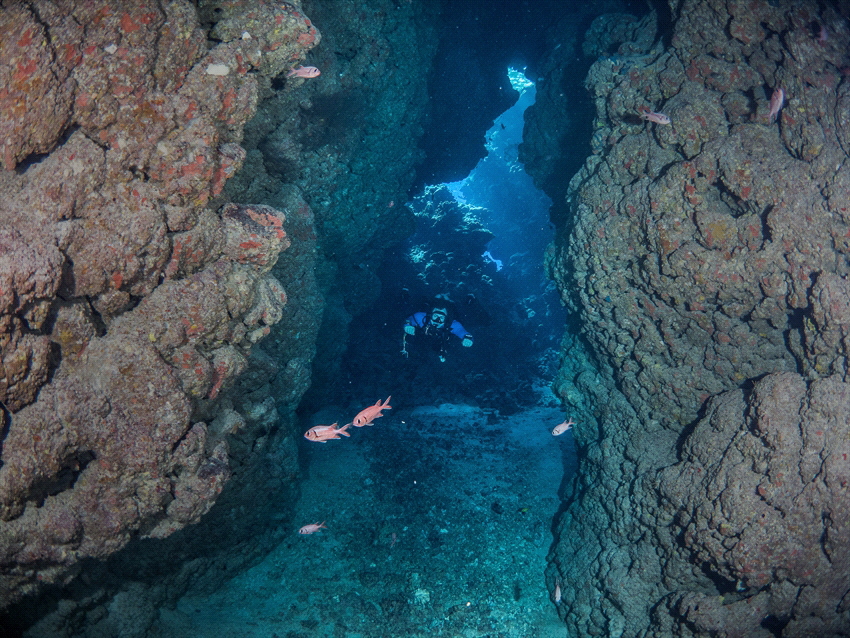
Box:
left=161, top=395, right=576, bottom=637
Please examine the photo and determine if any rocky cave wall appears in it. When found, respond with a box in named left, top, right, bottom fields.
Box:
left=525, top=0, right=850, bottom=636
left=0, top=0, right=321, bottom=622
left=1, top=0, right=448, bottom=634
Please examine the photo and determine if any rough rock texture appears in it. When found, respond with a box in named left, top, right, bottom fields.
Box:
left=0, top=0, right=317, bottom=609
left=659, top=372, right=850, bottom=637
left=529, top=0, right=850, bottom=635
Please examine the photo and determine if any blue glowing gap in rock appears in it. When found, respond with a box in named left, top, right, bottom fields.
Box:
left=436, top=65, right=560, bottom=330
left=507, top=65, right=534, bottom=92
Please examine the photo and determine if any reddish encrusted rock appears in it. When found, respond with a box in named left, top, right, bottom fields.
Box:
left=0, top=230, right=63, bottom=411
left=0, top=0, right=317, bottom=608
left=0, top=5, right=77, bottom=170
left=203, top=0, right=321, bottom=76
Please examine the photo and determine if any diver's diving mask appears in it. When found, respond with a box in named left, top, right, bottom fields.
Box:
left=429, top=308, right=447, bottom=327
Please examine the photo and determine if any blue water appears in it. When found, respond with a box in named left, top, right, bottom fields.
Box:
left=165, top=402, right=574, bottom=637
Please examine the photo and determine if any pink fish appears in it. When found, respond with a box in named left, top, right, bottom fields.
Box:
left=769, top=87, right=785, bottom=123
left=350, top=396, right=392, bottom=427
left=287, top=65, right=321, bottom=78
left=304, top=422, right=351, bottom=442
left=639, top=107, right=671, bottom=125
left=299, top=521, right=327, bottom=534
left=552, top=418, right=575, bottom=436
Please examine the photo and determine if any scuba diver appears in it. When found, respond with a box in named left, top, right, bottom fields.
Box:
left=402, top=294, right=473, bottom=362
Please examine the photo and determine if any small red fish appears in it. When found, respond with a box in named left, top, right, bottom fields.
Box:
left=350, top=396, right=392, bottom=427
left=299, top=521, right=327, bottom=534
left=287, top=65, right=321, bottom=78
left=304, top=422, right=351, bottom=442
left=552, top=418, right=575, bottom=436
left=638, top=106, right=671, bottom=125
left=769, top=87, right=785, bottom=123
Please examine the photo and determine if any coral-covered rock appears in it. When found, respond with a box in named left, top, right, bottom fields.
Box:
left=204, top=0, right=321, bottom=76
left=0, top=0, right=317, bottom=608
left=660, top=372, right=850, bottom=636
left=582, top=12, right=657, bottom=58
left=0, top=5, right=77, bottom=170
left=537, top=0, right=850, bottom=635
left=801, top=272, right=850, bottom=378
left=0, top=230, right=63, bottom=411
left=554, top=0, right=850, bottom=432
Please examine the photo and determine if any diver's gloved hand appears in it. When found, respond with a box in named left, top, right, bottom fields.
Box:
left=462, top=335, right=473, bottom=347
left=404, top=325, right=415, bottom=335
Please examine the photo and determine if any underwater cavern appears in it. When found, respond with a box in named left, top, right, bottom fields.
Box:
left=2, top=0, right=850, bottom=636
